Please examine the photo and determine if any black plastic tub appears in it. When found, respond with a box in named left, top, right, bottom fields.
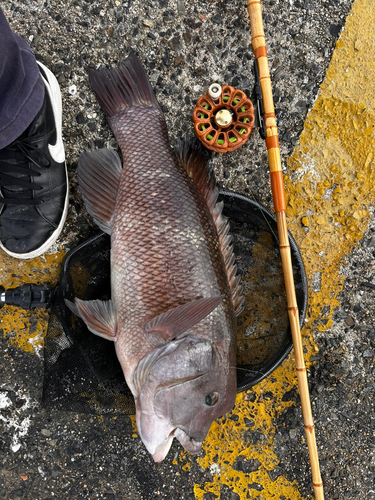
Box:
left=219, top=190, right=308, bottom=392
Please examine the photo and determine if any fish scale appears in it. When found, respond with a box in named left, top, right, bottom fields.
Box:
left=67, top=54, right=241, bottom=462
left=111, top=110, right=230, bottom=312
left=112, top=129, right=231, bottom=367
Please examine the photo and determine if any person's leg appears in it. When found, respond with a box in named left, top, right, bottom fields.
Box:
left=0, top=8, right=45, bottom=148
left=0, top=9, right=68, bottom=259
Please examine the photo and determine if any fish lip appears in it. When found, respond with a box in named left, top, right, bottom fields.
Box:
left=174, top=428, right=203, bottom=454
left=151, top=428, right=177, bottom=463
left=152, top=427, right=203, bottom=461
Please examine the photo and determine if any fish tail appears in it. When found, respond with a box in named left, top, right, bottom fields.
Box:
left=88, top=53, right=161, bottom=117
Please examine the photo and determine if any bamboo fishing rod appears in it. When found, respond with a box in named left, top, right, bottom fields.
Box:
left=246, top=1, right=324, bottom=499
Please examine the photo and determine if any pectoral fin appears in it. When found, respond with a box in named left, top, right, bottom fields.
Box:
left=77, top=148, right=122, bottom=234
left=145, top=296, right=224, bottom=346
left=65, top=298, right=118, bottom=341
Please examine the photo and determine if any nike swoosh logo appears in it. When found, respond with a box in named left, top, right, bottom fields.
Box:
left=38, top=62, right=66, bottom=164
left=49, top=136, right=65, bottom=164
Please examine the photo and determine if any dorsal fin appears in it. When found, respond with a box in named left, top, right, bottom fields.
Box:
left=174, top=139, right=244, bottom=316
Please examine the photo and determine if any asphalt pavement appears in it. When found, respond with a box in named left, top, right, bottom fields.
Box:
left=1, top=0, right=374, bottom=499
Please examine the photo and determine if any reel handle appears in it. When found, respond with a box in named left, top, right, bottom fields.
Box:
left=0, top=283, right=52, bottom=309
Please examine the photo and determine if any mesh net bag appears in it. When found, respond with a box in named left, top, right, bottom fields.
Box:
left=41, top=190, right=307, bottom=414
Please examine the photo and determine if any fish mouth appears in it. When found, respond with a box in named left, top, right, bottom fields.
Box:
left=174, top=428, right=203, bottom=454
left=152, top=428, right=203, bottom=462
left=152, top=428, right=177, bottom=463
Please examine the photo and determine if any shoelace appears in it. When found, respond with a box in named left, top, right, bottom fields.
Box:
left=0, top=137, right=50, bottom=206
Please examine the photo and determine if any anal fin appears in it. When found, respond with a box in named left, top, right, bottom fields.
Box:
left=65, top=298, right=118, bottom=341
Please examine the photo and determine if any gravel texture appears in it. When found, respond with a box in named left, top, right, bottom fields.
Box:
left=2, top=1, right=374, bottom=500
left=3, top=0, right=354, bottom=241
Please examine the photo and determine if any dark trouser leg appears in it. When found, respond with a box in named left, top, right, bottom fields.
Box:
left=0, top=8, right=44, bottom=149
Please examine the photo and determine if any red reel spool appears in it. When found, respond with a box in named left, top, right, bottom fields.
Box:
left=193, top=85, right=255, bottom=153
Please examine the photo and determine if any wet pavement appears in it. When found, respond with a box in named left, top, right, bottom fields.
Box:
left=1, top=0, right=374, bottom=499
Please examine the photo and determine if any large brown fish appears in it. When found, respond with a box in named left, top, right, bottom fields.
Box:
left=67, top=54, right=243, bottom=462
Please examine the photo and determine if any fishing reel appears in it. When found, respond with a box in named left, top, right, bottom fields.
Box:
left=193, top=83, right=255, bottom=153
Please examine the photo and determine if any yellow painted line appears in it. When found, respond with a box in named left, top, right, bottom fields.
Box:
left=193, top=0, right=375, bottom=498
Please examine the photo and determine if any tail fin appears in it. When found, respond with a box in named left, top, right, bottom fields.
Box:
left=88, top=53, right=161, bottom=118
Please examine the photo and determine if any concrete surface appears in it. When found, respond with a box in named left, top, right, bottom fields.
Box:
left=1, top=0, right=374, bottom=499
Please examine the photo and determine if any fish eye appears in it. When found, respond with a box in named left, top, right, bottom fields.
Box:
left=205, top=392, right=219, bottom=406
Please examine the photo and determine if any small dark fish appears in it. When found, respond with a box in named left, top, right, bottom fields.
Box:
left=66, top=54, right=243, bottom=462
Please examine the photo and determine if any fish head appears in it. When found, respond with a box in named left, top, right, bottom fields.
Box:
left=134, top=334, right=236, bottom=462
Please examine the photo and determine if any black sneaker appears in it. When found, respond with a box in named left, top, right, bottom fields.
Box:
left=0, top=61, right=68, bottom=259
